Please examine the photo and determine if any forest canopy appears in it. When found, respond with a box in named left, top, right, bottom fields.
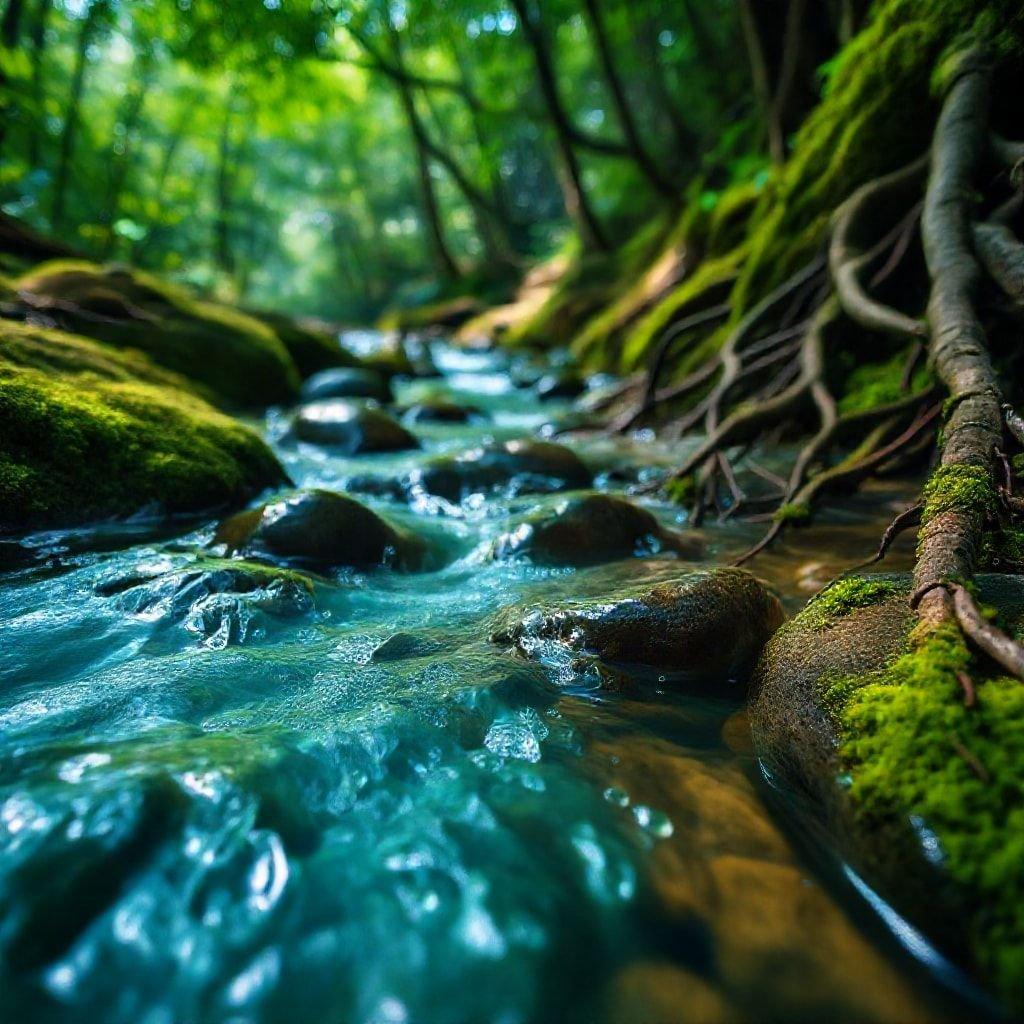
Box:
left=0, top=0, right=797, bottom=321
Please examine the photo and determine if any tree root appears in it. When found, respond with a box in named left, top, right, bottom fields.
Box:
left=949, top=583, right=1024, bottom=681
left=830, top=155, right=929, bottom=340
left=972, top=221, right=1024, bottom=306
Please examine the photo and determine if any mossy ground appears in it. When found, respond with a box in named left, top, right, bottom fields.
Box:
left=0, top=318, right=285, bottom=532
left=15, top=260, right=301, bottom=408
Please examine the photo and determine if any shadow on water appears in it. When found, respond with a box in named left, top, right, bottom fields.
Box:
left=0, top=332, right=992, bottom=1022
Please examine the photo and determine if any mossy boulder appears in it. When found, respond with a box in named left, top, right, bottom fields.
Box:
left=15, top=260, right=299, bottom=407
left=291, top=400, right=419, bottom=454
left=489, top=493, right=703, bottom=567
left=247, top=310, right=357, bottom=379
left=751, top=572, right=1024, bottom=1011
left=409, top=439, right=592, bottom=503
left=0, top=322, right=285, bottom=533
left=300, top=367, right=393, bottom=403
left=492, top=569, right=784, bottom=693
left=213, top=489, right=427, bottom=571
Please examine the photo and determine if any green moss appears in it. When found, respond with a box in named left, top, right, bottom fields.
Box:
left=799, top=575, right=902, bottom=630
left=16, top=261, right=300, bottom=407
left=246, top=309, right=359, bottom=379
left=921, top=463, right=997, bottom=528
left=377, top=295, right=483, bottom=332
left=772, top=501, right=812, bottom=525
left=0, top=359, right=285, bottom=532
left=733, top=0, right=1024, bottom=317
left=663, top=473, right=697, bottom=506
left=820, top=621, right=1024, bottom=1008
left=619, top=247, right=745, bottom=374
left=838, top=350, right=934, bottom=414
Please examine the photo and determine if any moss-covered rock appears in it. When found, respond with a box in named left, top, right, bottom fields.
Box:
left=15, top=261, right=299, bottom=407
left=246, top=310, right=357, bottom=379
left=300, top=367, right=393, bottom=403
left=493, top=568, right=784, bottom=693
left=291, top=400, right=419, bottom=454
left=0, top=322, right=285, bottom=532
left=213, top=489, right=427, bottom=571
left=751, top=572, right=1024, bottom=1011
left=377, top=295, right=483, bottom=332
left=489, top=493, right=703, bottom=567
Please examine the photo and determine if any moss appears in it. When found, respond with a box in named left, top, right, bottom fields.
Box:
left=377, top=294, right=483, bottom=332
left=838, top=350, right=934, bottom=414
left=0, top=358, right=285, bottom=532
left=920, top=463, right=997, bottom=528
left=246, top=309, right=359, bottom=379
left=16, top=261, right=300, bottom=407
left=732, top=1, right=1024, bottom=316
left=619, top=247, right=745, bottom=375
left=819, top=620, right=1024, bottom=1008
left=982, top=527, right=1024, bottom=570
left=799, top=576, right=903, bottom=630
left=663, top=473, right=697, bottom=506
left=772, top=501, right=811, bottom=525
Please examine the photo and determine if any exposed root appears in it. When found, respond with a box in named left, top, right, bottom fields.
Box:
left=1004, top=403, right=1024, bottom=448
left=972, top=221, right=1024, bottom=306
left=830, top=155, right=929, bottom=340
left=949, top=583, right=1024, bottom=681
left=854, top=502, right=923, bottom=569
left=913, top=47, right=1002, bottom=630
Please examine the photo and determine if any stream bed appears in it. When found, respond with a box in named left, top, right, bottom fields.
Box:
left=0, top=334, right=974, bottom=1022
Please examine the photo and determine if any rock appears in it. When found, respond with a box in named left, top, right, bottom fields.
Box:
left=751, top=572, right=1024, bottom=1010
left=492, top=569, right=784, bottom=693
left=535, top=370, right=585, bottom=400
left=489, top=493, right=702, bottom=566
left=98, top=559, right=316, bottom=648
left=400, top=399, right=485, bottom=425
left=0, top=321, right=286, bottom=532
left=213, top=489, right=427, bottom=570
left=410, top=438, right=592, bottom=502
left=300, top=367, right=392, bottom=403
left=370, top=632, right=445, bottom=662
left=292, top=400, right=419, bottom=454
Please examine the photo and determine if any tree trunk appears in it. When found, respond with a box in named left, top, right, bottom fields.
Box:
left=27, top=0, right=52, bottom=165
left=768, top=0, right=808, bottom=162
left=214, top=99, right=236, bottom=277
left=0, top=0, right=27, bottom=155
left=51, top=0, right=105, bottom=229
left=738, top=0, right=782, bottom=162
left=509, top=0, right=609, bottom=251
left=581, top=0, right=675, bottom=199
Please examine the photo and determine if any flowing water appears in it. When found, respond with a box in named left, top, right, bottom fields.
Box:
left=0, top=335, right=975, bottom=1023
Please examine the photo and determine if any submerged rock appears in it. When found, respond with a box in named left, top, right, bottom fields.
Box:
left=214, top=489, right=427, bottom=570
left=751, top=572, right=1024, bottom=1009
left=292, top=400, right=419, bottom=454
left=300, top=367, right=392, bottom=403
left=492, top=569, right=783, bottom=693
left=489, top=493, right=702, bottom=566
left=370, top=632, right=446, bottom=663
left=97, top=559, right=315, bottom=648
left=410, top=439, right=592, bottom=502
left=400, top=399, right=485, bottom=425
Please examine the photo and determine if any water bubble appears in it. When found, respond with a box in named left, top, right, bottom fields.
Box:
left=632, top=805, right=674, bottom=839
left=603, top=786, right=630, bottom=808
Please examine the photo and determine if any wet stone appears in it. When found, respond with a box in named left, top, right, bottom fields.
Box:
left=488, top=493, right=703, bottom=567
left=214, top=489, right=427, bottom=571
left=300, top=367, right=392, bottom=403
left=292, top=400, right=419, bottom=454
left=399, top=399, right=485, bottom=425
left=492, top=569, right=784, bottom=694
left=409, top=438, right=592, bottom=503
left=103, top=560, right=316, bottom=648
left=370, top=632, right=446, bottom=662
left=536, top=370, right=585, bottom=401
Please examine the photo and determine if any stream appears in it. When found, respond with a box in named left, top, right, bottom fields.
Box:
left=0, top=333, right=975, bottom=1023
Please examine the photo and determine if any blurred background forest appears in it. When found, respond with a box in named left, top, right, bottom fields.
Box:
left=0, top=0, right=859, bottom=323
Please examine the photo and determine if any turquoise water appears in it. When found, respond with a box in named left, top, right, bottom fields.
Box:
left=0, top=336, right=958, bottom=1022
